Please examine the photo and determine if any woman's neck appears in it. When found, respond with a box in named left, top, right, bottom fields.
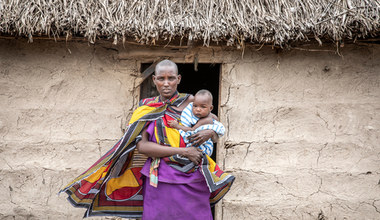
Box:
left=160, top=96, right=169, bottom=102
left=159, top=91, right=179, bottom=102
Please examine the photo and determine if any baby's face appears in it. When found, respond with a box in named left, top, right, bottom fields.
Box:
left=192, top=94, right=213, bottom=118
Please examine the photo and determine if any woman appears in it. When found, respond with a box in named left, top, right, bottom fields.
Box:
left=60, top=60, right=234, bottom=219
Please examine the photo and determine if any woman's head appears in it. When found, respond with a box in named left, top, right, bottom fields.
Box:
left=153, top=60, right=181, bottom=101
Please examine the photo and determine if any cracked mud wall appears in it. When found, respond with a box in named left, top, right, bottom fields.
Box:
left=0, top=39, right=379, bottom=220
left=219, top=45, right=380, bottom=219
left=0, top=39, right=141, bottom=219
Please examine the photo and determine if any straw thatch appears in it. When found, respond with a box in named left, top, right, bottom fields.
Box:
left=0, top=0, right=379, bottom=46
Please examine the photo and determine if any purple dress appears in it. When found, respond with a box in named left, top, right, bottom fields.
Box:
left=140, top=122, right=213, bottom=220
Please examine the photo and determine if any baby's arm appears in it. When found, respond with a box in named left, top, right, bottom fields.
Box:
left=168, top=115, right=214, bottom=132
left=168, top=120, right=193, bottom=132
left=191, top=115, right=214, bottom=130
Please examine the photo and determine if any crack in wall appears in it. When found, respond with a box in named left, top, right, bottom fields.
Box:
left=308, top=172, right=323, bottom=197
left=317, top=210, right=327, bottom=220
left=269, top=211, right=280, bottom=220
left=41, top=168, right=53, bottom=206
left=121, top=75, right=139, bottom=133
left=316, top=111, right=337, bottom=142
left=9, top=187, right=16, bottom=205
left=291, top=204, right=301, bottom=218
left=220, top=84, right=231, bottom=108
left=270, top=107, right=293, bottom=140
left=317, top=143, right=328, bottom=166
left=4, top=159, right=14, bottom=170
left=225, top=108, right=232, bottom=141
left=97, top=141, right=102, bottom=157
left=372, top=199, right=380, bottom=214
left=220, top=64, right=235, bottom=108
left=243, top=143, right=252, bottom=161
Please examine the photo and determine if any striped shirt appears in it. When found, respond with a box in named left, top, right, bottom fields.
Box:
left=179, top=102, right=225, bottom=156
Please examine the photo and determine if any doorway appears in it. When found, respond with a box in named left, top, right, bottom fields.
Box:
left=140, top=63, right=221, bottom=160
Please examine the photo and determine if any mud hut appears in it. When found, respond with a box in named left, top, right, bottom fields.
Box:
left=0, top=0, right=379, bottom=219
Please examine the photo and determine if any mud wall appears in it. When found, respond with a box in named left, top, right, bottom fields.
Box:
left=0, top=39, right=379, bottom=219
left=219, top=44, right=380, bottom=219
left=0, top=39, right=140, bottom=219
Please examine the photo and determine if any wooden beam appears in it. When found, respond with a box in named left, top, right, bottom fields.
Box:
left=141, top=61, right=158, bottom=81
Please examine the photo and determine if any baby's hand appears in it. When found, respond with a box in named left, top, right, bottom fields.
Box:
left=168, top=120, right=179, bottom=128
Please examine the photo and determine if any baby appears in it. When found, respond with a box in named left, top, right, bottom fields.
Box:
left=168, top=89, right=225, bottom=156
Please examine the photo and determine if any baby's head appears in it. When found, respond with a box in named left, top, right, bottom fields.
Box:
left=193, top=89, right=213, bottom=118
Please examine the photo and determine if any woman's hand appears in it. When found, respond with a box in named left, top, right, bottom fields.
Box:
left=137, top=129, right=203, bottom=163
left=182, top=147, right=203, bottom=164
left=188, top=129, right=216, bottom=147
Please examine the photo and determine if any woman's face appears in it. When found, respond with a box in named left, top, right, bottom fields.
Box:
left=153, top=66, right=181, bottom=101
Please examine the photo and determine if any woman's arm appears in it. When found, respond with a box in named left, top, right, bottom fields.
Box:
left=136, top=129, right=203, bottom=164
left=188, top=129, right=219, bottom=146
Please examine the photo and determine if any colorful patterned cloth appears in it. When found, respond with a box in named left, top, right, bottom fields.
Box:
left=59, top=92, right=235, bottom=218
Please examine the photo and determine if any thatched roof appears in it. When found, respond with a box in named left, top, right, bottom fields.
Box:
left=0, top=0, right=379, bottom=46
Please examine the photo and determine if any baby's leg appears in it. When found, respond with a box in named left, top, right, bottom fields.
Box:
left=198, top=139, right=214, bottom=156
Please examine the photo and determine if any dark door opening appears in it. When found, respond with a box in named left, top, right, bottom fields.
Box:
left=140, top=63, right=221, bottom=160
